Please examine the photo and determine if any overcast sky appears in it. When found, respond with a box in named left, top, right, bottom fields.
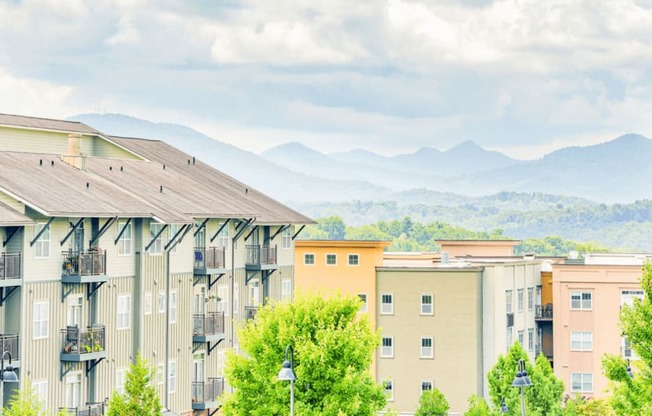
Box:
left=1, top=0, right=651, bottom=159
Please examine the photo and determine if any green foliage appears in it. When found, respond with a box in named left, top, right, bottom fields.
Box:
left=318, top=216, right=346, bottom=240
left=222, top=294, right=386, bottom=416
left=603, top=262, right=652, bottom=415
left=563, top=393, right=616, bottom=416
left=415, top=388, right=449, bottom=416
left=107, top=352, right=162, bottom=416
left=488, top=342, right=564, bottom=416
left=464, top=395, right=496, bottom=416
left=2, top=378, right=47, bottom=416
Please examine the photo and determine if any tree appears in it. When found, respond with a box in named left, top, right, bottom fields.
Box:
left=464, top=395, right=496, bottom=416
left=318, top=216, right=346, bottom=240
left=2, top=378, right=47, bottom=416
left=415, top=388, right=449, bottom=416
left=488, top=342, right=564, bottom=416
left=107, top=352, right=162, bottom=416
left=603, top=262, right=652, bottom=415
left=563, top=394, right=616, bottom=416
left=222, top=294, right=386, bottom=415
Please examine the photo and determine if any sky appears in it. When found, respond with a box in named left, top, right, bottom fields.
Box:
left=1, top=0, right=651, bottom=159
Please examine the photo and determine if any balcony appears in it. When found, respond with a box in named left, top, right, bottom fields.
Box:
left=0, top=333, right=19, bottom=367
left=194, top=247, right=226, bottom=275
left=193, top=312, right=225, bottom=343
left=245, top=245, right=277, bottom=271
left=0, top=252, right=22, bottom=287
left=59, top=402, right=106, bottom=416
left=535, top=304, right=553, bottom=321
left=192, top=377, right=224, bottom=410
left=61, top=325, right=107, bottom=362
left=61, top=249, right=107, bottom=284
left=245, top=306, right=259, bottom=321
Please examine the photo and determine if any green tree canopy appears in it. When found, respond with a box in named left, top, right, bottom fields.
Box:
left=222, top=294, right=386, bottom=416
left=3, top=378, right=47, bottom=416
left=415, top=388, right=450, bottom=416
left=107, top=352, right=162, bottom=416
left=464, top=395, right=497, bottom=416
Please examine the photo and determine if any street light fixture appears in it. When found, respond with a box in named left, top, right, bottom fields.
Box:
left=500, top=397, right=509, bottom=413
left=511, top=359, right=532, bottom=416
left=627, top=359, right=634, bottom=379
left=1, top=351, right=18, bottom=407
left=277, top=345, right=296, bottom=416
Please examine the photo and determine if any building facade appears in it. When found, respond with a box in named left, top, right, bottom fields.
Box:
left=0, top=114, right=313, bottom=415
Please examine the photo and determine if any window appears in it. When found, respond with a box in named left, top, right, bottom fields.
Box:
left=216, top=224, right=229, bottom=251
left=506, top=290, right=513, bottom=313
left=33, top=380, right=47, bottom=412
left=326, top=254, right=337, bottom=265
left=518, top=330, right=524, bottom=347
left=381, top=337, right=394, bottom=358
left=233, top=284, right=239, bottom=316
left=421, top=337, right=434, bottom=359
left=421, top=381, right=433, bottom=393
left=506, top=327, right=513, bottom=351
left=281, top=279, right=292, bottom=302
left=34, top=222, right=50, bottom=258
left=383, top=380, right=394, bottom=401
left=421, top=294, right=433, bottom=315
left=571, top=331, right=593, bottom=351
left=168, top=224, right=179, bottom=254
left=348, top=254, right=359, bottom=266
left=571, top=291, right=592, bottom=310
left=304, top=253, right=315, bottom=265
left=517, top=289, right=524, bottom=312
left=65, top=373, right=82, bottom=408
left=33, top=301, right=49, bottom=339
left=148, top=223, right=163, bottom=255
left=144, top=292, right=152, bottom=315
left=621, top=290, right=644, bottom=307
left=117, top=295, right=131, bottom=330
left=169, top=291, right=177, bottom=324
left=571, top=373, right=593, bottom=393
left=381, top=294, right=393, bottom=314
left=528, top=328, right=534, bottom=351
left=117, top=220, right=132, bottom=255
left=527, top=287, right=534, bottom=310
left=622, top=336, right=639, bottom=359
left=116, top=368, right=128, bottom=395
left=358, top=293, right=368, bottom=313
left=282, top=228, right=291, bottom=249
left=157, top=363, right=165, bottom=385
left=168, top=361, right=177, bottom=393
left=158, top=291, right=166, bottom=314
left=218, top=286, right=229, bottom=316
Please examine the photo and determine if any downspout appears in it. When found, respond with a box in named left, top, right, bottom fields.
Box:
left=164, top=249, right=171, bottom=410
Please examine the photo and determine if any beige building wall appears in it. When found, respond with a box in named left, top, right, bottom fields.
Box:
left=437, top=240, right=520, bottom=258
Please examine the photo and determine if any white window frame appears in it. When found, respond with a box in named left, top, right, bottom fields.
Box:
left=381, top=293, right=393, bottom=315
left=34, top=222, right=51, bottom=258
left=168, top=360, right=177, bottom=393
left=420, top=337, right=434, bottom=359
left=358, top=293, right=368, bottom=313
left=506, top=327, right=513, bottom=352
left=148, top=223, right=163, bottom=255
left=143, top=292, right=152, bottom=315
left=517, top=289, right=524, bottom=312
left=304, top=253, right=315, bottom=265
left=621, top=290, right=644, bottom=307
left=528, top=328, right=534, bottom=351
left=33, top=301, right=50, bottom=340
left=281, top=279, right=292, bottom=302
left=347, top=253, right=359, bottom=266
left=384, top=380, right=394, bottom=401
left=518, top=330, right=524, bottom=347
left=157, top=363, right=165, bottom=385
left=622, top=336, right=639, bottom=360
left=282, top=228, right=291, bottom=249
left=233, top=283, right=239, bottom=316
left=325, top=253, right=337, bottom=266
left=506, top=290, right=513, bottom=313
left=169, top=290, right=177, bottom=324
left=116, top=368, right=128, bottom=395
left=420, top=293, right=434, bottom=315
left=168, top=224, right=179, bottom=254
left=33, top=380, right=48, bottom=413
left=381, top=337, right=394, bottom=358
left=527, top=287, right=534, bottom=310
left=117, top=220, right=133, bottom=256
left=570, top=331, right=593, bottom=351
left=117, top=295, right=131, bottom=330
left=218, top=285, right=229, bottom=316
left=158, top=291, right=166, bottom=314
left=571, top=373, right=593, bottom=393
left=421, top=380, right=433, bottom=394
left=216, top=224, right=229, bottom=251
left=571, top=291, right=592, bottom=310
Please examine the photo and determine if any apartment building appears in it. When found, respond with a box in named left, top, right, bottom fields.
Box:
left=552, top=253, right=651, bottom=398
left=0, top=114, right=313, bottom=415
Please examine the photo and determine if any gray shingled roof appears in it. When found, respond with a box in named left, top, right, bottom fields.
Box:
left=0, top=202, right=34, bottom=226
left=0, top=113, right=99, bottom=135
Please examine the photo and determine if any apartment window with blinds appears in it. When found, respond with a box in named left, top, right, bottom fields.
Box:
left=421, top=294, right=433, bottom=315
left=34, top=223, right=51, bottom=258
left=571, top=373, right=593, bottom=393
left=33, top=380, right=48, bottom=412
left=282, top=228, right=292, bottom=249
left=518, top=330, right=525, bottom=347
left=571, top=331, right=593, bottom=351
left=281, top=279, right=292, bottom=302
left=117, top=295, right=131, bottom=330
left=168, top=361, right=177, bottom=393
left=117, top=221, right=132, bottom=256
left=527, top=287, right=534, bottom=310
left=33, top=301, right=49, bottom=339
left=116, top=369, right=128, bottom=395
left=381, top=294, right=393, bottom=315
left=148, top=223, right=163, bottom=255
left=381, top=337, right=394, bottom=358
left=216, top=224, right=229, bottom=251
left=421, top=381, right=433, bottom=393
left=528, top=328, right=534, bottom=351
left=571, top=292, right=592, bottom=310
left=517, top=289, right=524, bottom=312
left=169, top=291, right=177, bottom=324
left=421, top=337, right=434, bottom=359
left=358, top=294, right=368, bottom=313
left=506, top=290, right=513, bottom=313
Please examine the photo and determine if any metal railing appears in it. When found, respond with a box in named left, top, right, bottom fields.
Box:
left=0, top=334, right=19, bottom=361
left=193, top=312, right=225, bottom=337
left=245, top=306, right=259, bottom=320
left=61, top=325, right=106, bottom=355
left=192, top=377, right=224, bottom=404
left=58, top=402, right=105, bottom=416
left=62, top=249, right=106, bottom=277
left=535, top=304, right=553, bottom=320
left=194, top=247, right=226, bottom=269
left=246, top=245, right=277, bottom=266
left=0, top=252, right=21, bottom=280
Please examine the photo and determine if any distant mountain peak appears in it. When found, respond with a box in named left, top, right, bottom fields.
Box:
left=262, top=142, right=326, bottom=159
left=448, top=140, right=481, bottom=152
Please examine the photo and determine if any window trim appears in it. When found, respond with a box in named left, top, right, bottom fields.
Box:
left=148, top=223, right=163, bottom=255
left=358, top=293, right=368, bottom=313
left=34, top=222, right=51, bottom=259
left=381, top=336, right=394, bottom=358
left=383, top=379, right=394, bottom=402
left=527, top=287, right=534, bottom=311
left=281, top=278, right=292, bottom=302
left=517, top=289, right=524, bottom=313
left=281, top=228, right=292, bottom=249
left=325, top=253, right=337, bottom=266
left=117, top=220, right=133, bottom=256
left=421, top=380, right=433, bottom=394
left=380, top=293, right=394, bottom=315
left=169, top=290, right=177, bottom=324
left=571, top=372, right=593, bottom=393
left=420, top=337, right=434, bottom=359
left=570, top=291, right=593, bottom=310
left=303, top=253, right=315, bottom=266
left=570, top=331, right=593, bottom=351
left=420, top=293, right=434, bottom=316
left=33, top=301, right=50, bottom=340
left=117, top=294, right=131, bottom=330
left=347, top=253, right=359, bottom=266
left=168, top=360, right=177, bottom=393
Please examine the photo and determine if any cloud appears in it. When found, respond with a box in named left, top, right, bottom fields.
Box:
left=0, top=70, right=81, bottom=117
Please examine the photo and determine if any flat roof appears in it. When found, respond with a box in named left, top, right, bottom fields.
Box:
left=295, top=240, right=391, bottom=249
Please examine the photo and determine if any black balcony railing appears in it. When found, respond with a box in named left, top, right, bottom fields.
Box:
left=58, top=402, right=106, bottom=416
left=62, top=249, right=106, bottom=277
left=246, top=245, right=277, bottom=266
left=194, top=247, right=226, bottom=270
left=61, top=325, right=106, bottom=356
left=0, top=334, right=19, bottom=361
left=245, top=306, right=259, bottom=320
left=535, top=304, right=553, bottom=320
left=193, top=312, right=225, bottom=337
left=192, top=377, right=224, bottom=404
left=0, top=252, right=21, bottom=280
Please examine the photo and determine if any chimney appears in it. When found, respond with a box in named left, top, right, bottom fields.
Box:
left=61, top=134, right=87, bottom=170
left=67, top=134, right=81, bottom=155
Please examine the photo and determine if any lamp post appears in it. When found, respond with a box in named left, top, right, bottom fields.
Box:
left=277, top=345, right=296, bottom=416
left=500, top=398, right=509, bottom=414
left=511, top=359, right=532, bottom=416
left=1, top=351, right=19, bottom=407
left=627, top=359, right=634, bottom=379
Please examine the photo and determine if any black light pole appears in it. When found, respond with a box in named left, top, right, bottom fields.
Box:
left=627, top=359, right=634, bottom=379
left=511, top=359, right=532, bottom=416
left=277, top=345, right=296, bottom=416
left=500, top=397, right=509, bottom=414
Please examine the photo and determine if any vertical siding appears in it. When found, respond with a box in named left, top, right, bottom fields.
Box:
left=0, top=127, right=70, bottom=154
left=23, top=219, right=69, bottom=283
